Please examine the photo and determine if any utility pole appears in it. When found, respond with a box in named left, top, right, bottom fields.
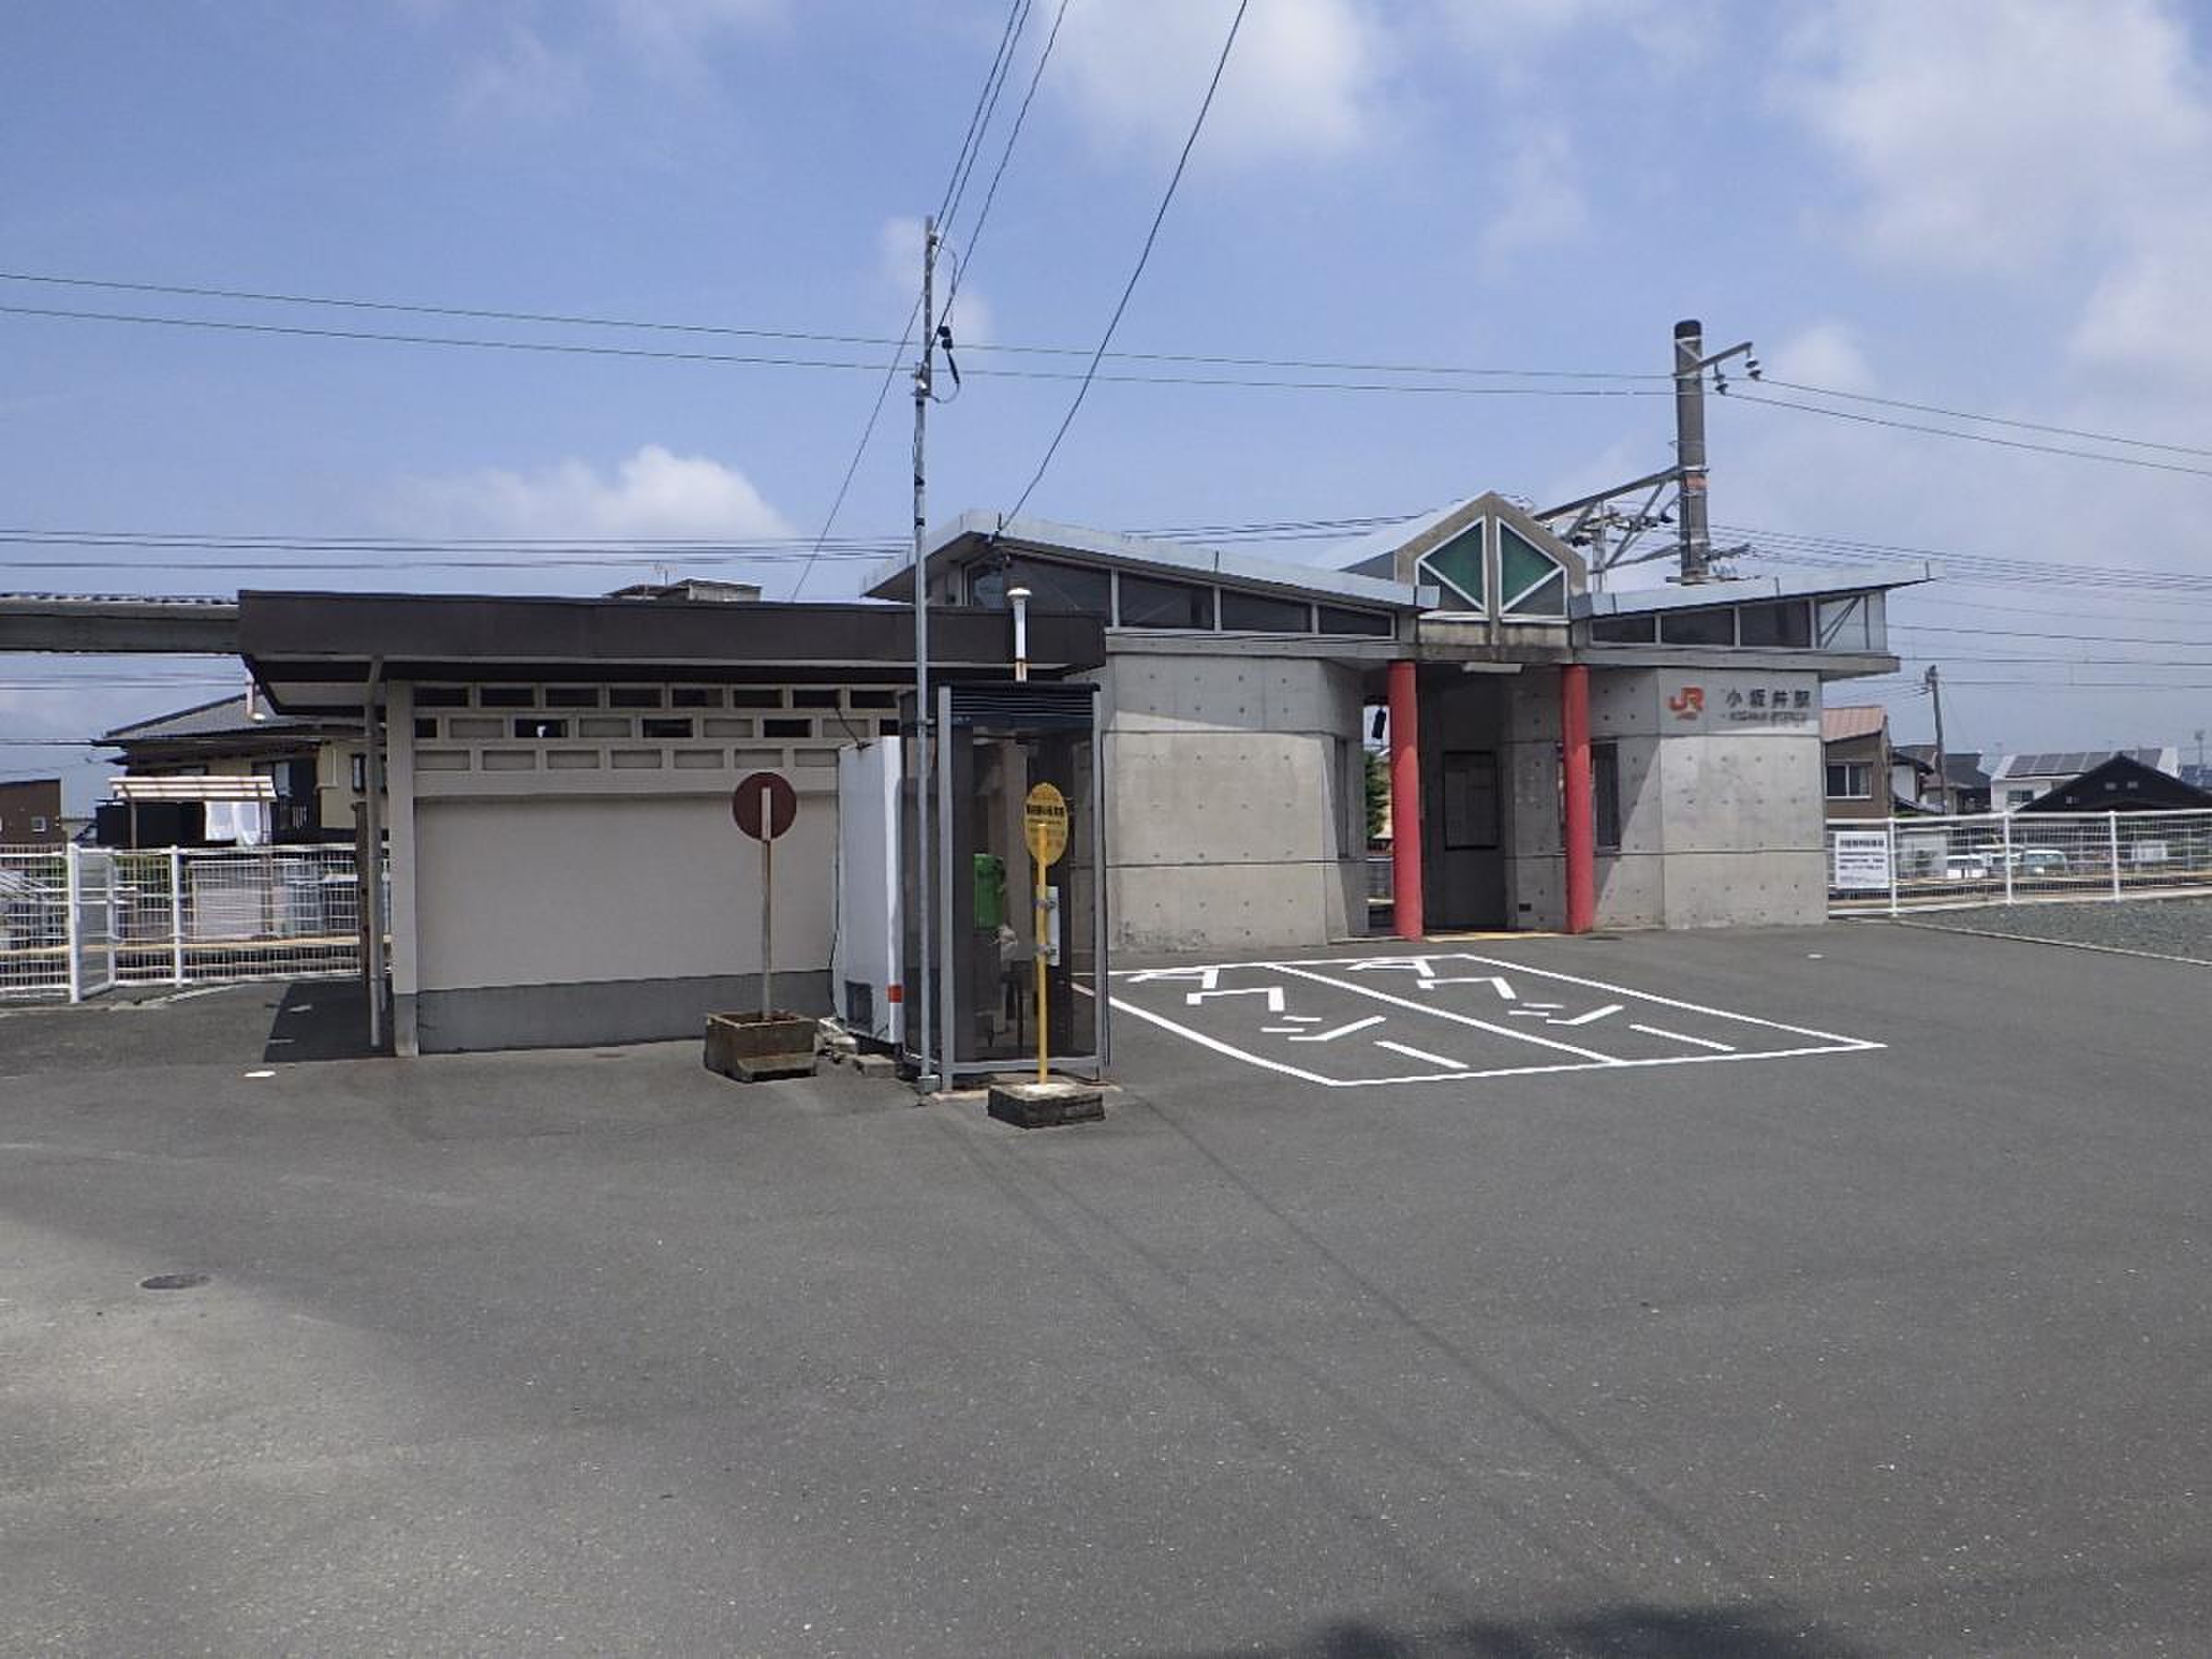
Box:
left=1670, top=319, right=1758, bottom=585
left=1673, top=319, right=1711, bottom=584
left=912, top=216, right=939, bottom=1091
left=1925, top=664, right=1950, bottom=815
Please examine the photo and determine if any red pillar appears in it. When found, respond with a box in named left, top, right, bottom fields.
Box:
left=1387, top=659, right=1424, bottom=940
left=1561, top=664, right=1596, bottom=935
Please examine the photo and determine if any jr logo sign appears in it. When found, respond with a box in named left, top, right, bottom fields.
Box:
left=1667, top=686, right=1705, bottom=719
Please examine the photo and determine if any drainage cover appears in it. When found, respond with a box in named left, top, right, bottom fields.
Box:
left=139, top=1272, right=209, bottom=1291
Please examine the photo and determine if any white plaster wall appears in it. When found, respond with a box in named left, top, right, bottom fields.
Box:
left=413, top=793, right=834, bottom=993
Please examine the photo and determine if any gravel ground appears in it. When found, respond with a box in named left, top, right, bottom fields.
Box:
left=1898, top=895, right=2212, bottom=960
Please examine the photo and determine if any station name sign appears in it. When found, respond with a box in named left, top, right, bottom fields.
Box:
left=1662, top=671, right=1818, bottom=735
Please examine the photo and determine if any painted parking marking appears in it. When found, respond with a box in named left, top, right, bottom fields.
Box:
left=1630, top=1023, right=1736, bottom=1053
left=1288, top=1014, right=1385, bottom=1043
left=1375, top=1038, right=1466, bottom=1069
left=1188, top=984, right=1285, bottom=1013
left=1273, top=963, right=1618, bottom=1064
left=1548, top=1002, right=1624, bottom=1027
left=1104, top=951, right=1883, bottom=1089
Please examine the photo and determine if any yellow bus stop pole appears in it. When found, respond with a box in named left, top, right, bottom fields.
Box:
left=1034, top=855, right=1048, bottom=1084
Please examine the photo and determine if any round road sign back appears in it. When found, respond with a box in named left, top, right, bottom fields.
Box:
left=732, top=771, right=798, bottom=841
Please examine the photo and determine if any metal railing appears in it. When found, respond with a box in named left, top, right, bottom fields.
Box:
left=1828, top=809, right=2212, bottom=913
left=0, top=843, right=377, bottom=1001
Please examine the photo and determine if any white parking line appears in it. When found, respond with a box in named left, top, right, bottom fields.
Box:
left=1100, top=954, right=1885, bottom=1091
left=1288, top=1014, right=1385, bottom=1043
left=1374, top=1039, right=1465, bottom=1069
left=1272, top=963, right=1618, bottom=1063
left=1120, top=953, right=1882, bottom=1052
left=1629, top=1023, right=1736, bottom=1053
left=1549, top=1002, right=1624, bottom=1027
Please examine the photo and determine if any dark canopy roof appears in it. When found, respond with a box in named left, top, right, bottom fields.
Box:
left=239, top=591, right=1103, bottom=715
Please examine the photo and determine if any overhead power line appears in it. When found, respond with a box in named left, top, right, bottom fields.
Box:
left=8, top=269, right=2212, bottom=471
left=1727, top=392, right=2212, bottom=482
left=935, top=0, right=1035, bottom=235
left=940, top=0, right=1074, bottom=335
left=801, top=0, right=1040, bottom=594
left=0, top=269, right=1666, bottom=381
left=1008, top=0, right=1251, bottom=518
left=0, top=301, right=1688, bottom=401
left=1754, top=378, right=2212, bottom=462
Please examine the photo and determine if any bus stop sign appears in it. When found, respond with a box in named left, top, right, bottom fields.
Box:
left=731, top=771, right=797, bottom=841
left=1024, top=782, right=1068, bottom=866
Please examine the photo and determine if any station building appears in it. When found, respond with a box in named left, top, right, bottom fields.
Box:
left=236, top=492, right=1924, bottom=1055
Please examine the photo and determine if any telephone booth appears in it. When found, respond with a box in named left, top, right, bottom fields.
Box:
left=834, top=680, right=1106, bottom=1083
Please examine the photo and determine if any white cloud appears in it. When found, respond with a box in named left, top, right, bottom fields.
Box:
left=455, top=26, right=587, bottom=124
left=604, top=0, right=783, bottom=76
left=1053, top=0, right=1392, bottom=164
left=398, top=445, right=793, bottom=540
left=1765, top=320, right=1876, bottom=394
left=1431, top=0, right=1718, bottom=81
left=880, top=215, right=994, bottom=347
left=1480, top=128, right=1590, bottom=261
left=2070, top=217, right=2212, bottom=382
left=1781, top=0, right=2211, bottom=276
left=446, top=0, right=780, bottom=117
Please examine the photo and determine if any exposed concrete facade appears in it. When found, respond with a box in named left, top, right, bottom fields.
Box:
left=1585, top=667, right=1827, bottom=929
left=1089, top=648, right=1369, bottom=951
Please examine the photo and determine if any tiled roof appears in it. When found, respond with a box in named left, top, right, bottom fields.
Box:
left=1990, top=748, right=2167, bottom=781
left=100, top=693, right=332, bottom=745
left=1895, top=745, right=1990, bottom=786
left=1820, top=705, right=1888, bottom=742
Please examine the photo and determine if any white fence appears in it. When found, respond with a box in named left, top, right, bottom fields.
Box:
left=0, top=843, right=375, bottom=1001
left=1828, top=809, right=2212, bottom=914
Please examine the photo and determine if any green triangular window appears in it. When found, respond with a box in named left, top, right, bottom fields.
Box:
left=1500, top=524, right=1566, bottom=617
left=1417, top=524, right=1487, bottom=612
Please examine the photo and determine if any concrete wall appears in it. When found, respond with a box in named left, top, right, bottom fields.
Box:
left=1092, top=652, right=1367, bottom=952
left=1583, top=667, right=1828, bottom=930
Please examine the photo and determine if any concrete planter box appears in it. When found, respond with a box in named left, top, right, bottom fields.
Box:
left=704, top=1012, right=818, bottom=1083
left=986, top=1078, right=1105, bottom=1128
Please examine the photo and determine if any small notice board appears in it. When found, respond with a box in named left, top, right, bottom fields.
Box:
left=1831, top=830, right=1892, bottom=891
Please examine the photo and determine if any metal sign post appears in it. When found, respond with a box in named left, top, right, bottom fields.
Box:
left=1022, top=782, right=1068, bottom=1085
left=731, top=771, right=798, bottom=1015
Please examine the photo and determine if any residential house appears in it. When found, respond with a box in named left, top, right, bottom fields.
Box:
left=1893, top=744, right=1992, bottom=815
left=2018, top=752, right=2212, bottom=814
left=1820, top=705, right=1891, bottom=821
left=0, top=777, right=64, bottom=844
left=95, top=693, right=363, bottom=847
left=1988, top=748, right=2178, bottom=812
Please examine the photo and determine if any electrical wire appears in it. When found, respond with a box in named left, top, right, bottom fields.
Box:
left=934, top=1, right=1035, bottom=233
left=939, top=0, right=1073, bottom=335
left=1753, top=377, right=2212, bottom=462
left=1008, top=0, right=1250, bottom=520
left=1727, top=391, right=2212, bottom=482
left=0, top=270, right=1668, bottom=380
left=0, top=303, right=1687, bottom=403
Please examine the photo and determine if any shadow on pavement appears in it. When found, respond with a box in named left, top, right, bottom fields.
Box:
left=260, top=980, right=382, bottom=1065
left=1162, top=1604, right=1866, bottom=1658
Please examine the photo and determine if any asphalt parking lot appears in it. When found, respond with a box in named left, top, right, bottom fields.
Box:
left=4, top=921, right=2208, bottom=1655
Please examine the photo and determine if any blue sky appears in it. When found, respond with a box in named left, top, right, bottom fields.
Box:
left=7, top=0, right=2212, bottom=806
